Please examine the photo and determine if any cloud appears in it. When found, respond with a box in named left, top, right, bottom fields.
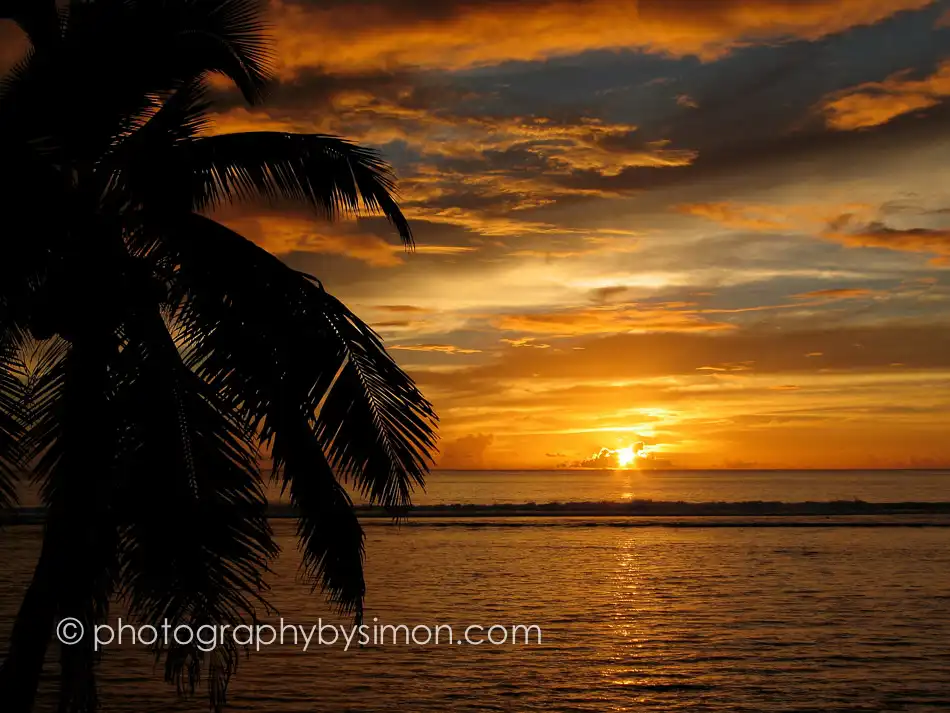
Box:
left=269, top=0, right=934, bottom=76
left=438, top=433, right=494, bottom=469
left=375, top=304, right=432, bottom=313
left=677, top=201, right=950, bottom=267
left=417, top=116, right=696, bottom=173
left=212, top=92, right=692, bottom=175
left=792, top=288, right=876, bottom=300
left=677, top=94, right=700, bottom=109
left=492, top=303, right=736, bottom=336
left=209, top=98, right=695, bottom=234
left=820, top=60, right=950, bottom=131
left=824, top=214, right=950, bottom=263
left=372, top=320, right=417, bottom=328
left=572, top=447, right=620, bottom=469
left=417, top=322, right=950, bottom=392
left=591, top=286, right=635, bottom=303
left=678, top=202, right=790, bottom=231
left=540, top=91, right=950, bottom=199
left=501, top=338, right=552, bottom=349
left=214, top=214, right=476, bottom=266
left=697, top=361, right=754, bottom=372
left=389, top=344, right=483, bottom=355
left=203, top=12, right=950, bottom=241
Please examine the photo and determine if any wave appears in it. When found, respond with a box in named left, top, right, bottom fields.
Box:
left=6, top=501, right=950, bottom=527
left=343, top=500, right=950, bottom=518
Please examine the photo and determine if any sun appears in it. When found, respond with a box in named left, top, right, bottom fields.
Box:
left=616, top=446, right=636, bottom=467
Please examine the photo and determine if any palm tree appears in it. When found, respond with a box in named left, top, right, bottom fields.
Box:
left=0, top=1, right=438, bottom=711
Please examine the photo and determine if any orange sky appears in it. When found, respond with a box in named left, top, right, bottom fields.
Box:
left=8, top=0, right=950, bottom=469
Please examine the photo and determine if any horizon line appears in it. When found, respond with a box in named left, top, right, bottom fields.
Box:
left=426, top=467, right=950, bottom=473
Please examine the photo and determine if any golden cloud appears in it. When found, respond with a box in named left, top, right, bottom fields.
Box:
left=501, top=338, right=552, bottom=349
left=678, top=201, right=876, bottom=233
left=210, top=109, right=693, bottom=175
left=208, top=105, right=693, bottom=233
left=678, top=201, right=950, bottom=266
left=820, top=59, right=950, bottom=131
left=678, top=202, right=789, bottom=231
left=375, top=304, right=432, bottom=313
left=389, top=344, right=483, bottom=355
left=216, top=215, right=475, bottom=266
left=410, top=322, right=950, bottom=469
left=269, top=0, right=934, bottom=75
left=825, top=219, right=950, bottom=262
left=492, top=303, right=736, bottom=336
left=792, top=288, right=876, bottom=300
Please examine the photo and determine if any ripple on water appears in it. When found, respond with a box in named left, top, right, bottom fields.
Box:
left=1, top=523, right=949, bottom=711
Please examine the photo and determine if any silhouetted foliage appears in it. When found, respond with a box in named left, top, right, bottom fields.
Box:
left=0, top=1, right=437, bottom=711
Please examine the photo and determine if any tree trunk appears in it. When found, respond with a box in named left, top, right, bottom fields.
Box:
left=0, top=531, right=59, bottom=713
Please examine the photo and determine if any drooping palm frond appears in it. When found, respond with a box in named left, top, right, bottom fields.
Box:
left=160, top=215, right=435, bottom=612
left=271, top=425, right=367, bottom=617
left=313, top=288, right=436, bottom=507
left=169, top=216, right=436, bottom=500
left=112, top=306, right=276, bottom=708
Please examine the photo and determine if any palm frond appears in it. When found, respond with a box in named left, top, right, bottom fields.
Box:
left=314, top=288, right=437, bottom=507
left=272, top=425, right=366, bottom=617
left=0, top=328, right=26, bottom=511
left=112, top=305, right=276, bottom=711
left=63, top=0, right=273, bottom=103
left=180, top=132, right=413, bottom=245
left=139, top=0, right=274, bottom=104
left=168, top=215, right=436, bottom=500
left=158, top=216, right=434, bottom=606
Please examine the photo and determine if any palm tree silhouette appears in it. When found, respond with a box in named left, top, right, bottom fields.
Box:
left=0, top=1, right=437, bottom=711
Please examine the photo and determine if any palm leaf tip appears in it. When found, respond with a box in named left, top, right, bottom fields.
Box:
left=180, top=132, right=415, bottom=247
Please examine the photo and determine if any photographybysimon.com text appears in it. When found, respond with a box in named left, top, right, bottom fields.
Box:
left=55, top=617, right=543, bottom=652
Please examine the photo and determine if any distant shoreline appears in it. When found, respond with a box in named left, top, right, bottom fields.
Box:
left=5, top=500, right=950, bottom=526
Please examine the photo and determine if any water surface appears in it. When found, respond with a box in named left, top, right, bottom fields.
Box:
left=3, top=516, right=950, bottom=712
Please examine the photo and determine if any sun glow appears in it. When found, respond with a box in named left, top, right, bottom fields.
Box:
left=616, top=446, right=636, bottom=467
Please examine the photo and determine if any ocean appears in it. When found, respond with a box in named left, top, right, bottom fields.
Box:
left=344, top=468, right=950, bottom=505
left=2, top=469, right=950, bottom=712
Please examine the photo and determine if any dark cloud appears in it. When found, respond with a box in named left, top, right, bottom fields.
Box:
left=438, top=433, right=494, bottom=469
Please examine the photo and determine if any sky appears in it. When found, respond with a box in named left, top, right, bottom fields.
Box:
left=8, top=0, right=950, bottom=470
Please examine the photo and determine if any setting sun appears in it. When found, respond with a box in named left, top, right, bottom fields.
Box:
left=616, top=447, right=636, bottom=467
